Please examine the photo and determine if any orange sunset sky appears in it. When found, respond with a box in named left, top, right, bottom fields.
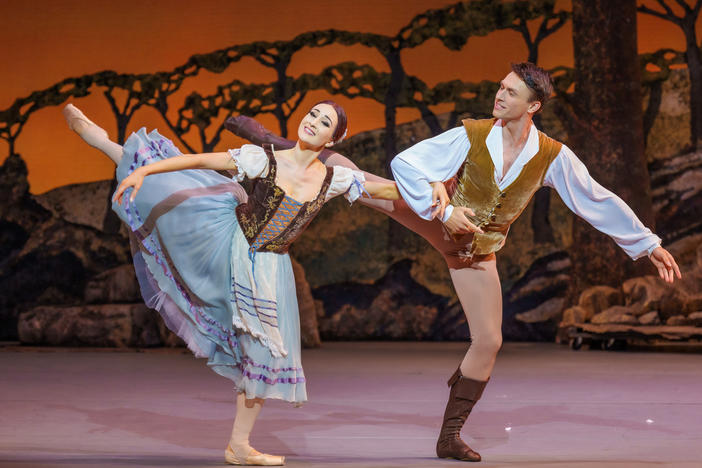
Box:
left=1, top=0, right=701, bottom=193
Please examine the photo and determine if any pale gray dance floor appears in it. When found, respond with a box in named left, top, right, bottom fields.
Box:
left=1, top=342, right=701, bottom=468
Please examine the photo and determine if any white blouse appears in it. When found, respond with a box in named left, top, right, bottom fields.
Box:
left=227, top=145, right=365, bottom=204
left=390, top=121, right=661, bottom=260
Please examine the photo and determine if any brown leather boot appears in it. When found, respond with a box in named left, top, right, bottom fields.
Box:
left=436, top=368, right=488, bottom=462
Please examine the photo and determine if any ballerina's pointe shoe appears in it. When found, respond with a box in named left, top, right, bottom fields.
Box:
left=225, top=445, right=285, bottom=466
left=62, top=104, right=107, bottom=138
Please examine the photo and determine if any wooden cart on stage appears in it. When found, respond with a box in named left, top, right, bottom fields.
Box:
left=560, top=324, right=702, bottom=351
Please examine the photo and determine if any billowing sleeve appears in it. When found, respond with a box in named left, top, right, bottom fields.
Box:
left=389, top=126, right=469, bottom=221
left=325, top=166, right=367, bottom=204
left=544, top=144, right=661, bottom=260
left=227, top=144, right=269, bottom=181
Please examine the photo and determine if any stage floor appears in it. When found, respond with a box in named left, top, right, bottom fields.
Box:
left=1, top=342, right=701, bottom=468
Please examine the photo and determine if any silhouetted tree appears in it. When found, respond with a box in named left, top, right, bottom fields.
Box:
left=0, top=76, right=93, bottom=157
left=639, top=0, right=702, bottom=149
left=161, top=80, right=278, bottom=153
left=509, top=0, right=570, bottom=64
left=639, top=48, right=687, bottom=144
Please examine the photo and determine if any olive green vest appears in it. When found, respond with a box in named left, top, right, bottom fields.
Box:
left=450, top=119, right=562, bottom=256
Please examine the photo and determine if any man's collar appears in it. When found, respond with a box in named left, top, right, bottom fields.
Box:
left=489, top=119, right=539, bottom=153
left=485, top=119, right=540, bottom=183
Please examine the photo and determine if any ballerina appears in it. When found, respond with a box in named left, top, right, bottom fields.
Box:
left=63, top=100, right=435, bottom=465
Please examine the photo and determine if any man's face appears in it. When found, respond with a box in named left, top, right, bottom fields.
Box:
left=492, top=71, right=540, bottom=120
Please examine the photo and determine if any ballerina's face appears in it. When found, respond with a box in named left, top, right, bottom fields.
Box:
left=297, top=103, right=339, bottom=148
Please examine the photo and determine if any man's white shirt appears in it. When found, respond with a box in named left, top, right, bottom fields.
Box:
left=390, top=120, right=661, bottom=260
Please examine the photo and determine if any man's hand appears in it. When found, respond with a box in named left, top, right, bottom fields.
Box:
left=430, top=181, right=450, bottom=220
left=443, top=206, right=484, bottom=236
left=649, top=246, right=682, bottom=283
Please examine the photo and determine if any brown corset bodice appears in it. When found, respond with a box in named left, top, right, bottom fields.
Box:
left=235, top=144, right=333, bottom=254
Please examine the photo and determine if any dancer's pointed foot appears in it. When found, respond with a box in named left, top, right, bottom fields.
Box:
left=63, top=103, right=107, bottom=139
left=225, top=445, right=285, bottom=466
left=62, top=103, right=123, bottom=164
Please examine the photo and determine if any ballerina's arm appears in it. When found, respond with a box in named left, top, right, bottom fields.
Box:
left=113, top=152, right=236, bottom=204
left=362, top=181, right=400, bottom=200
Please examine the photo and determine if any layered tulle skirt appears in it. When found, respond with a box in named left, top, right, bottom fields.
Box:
left=112, top=128, right=307, bottom=403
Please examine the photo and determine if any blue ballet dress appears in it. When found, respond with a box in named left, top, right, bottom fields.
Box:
left=111, top=128, right=363, bottom=404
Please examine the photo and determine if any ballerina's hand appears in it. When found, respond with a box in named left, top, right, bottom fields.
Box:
left=649, top=246, right=682, bottom=283
left=113, top=169, right=146, bottom=204
left=430, top=181, right=450, bottom=220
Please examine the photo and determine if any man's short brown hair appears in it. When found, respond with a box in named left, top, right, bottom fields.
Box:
left=510, top=62, right=553, bottom=112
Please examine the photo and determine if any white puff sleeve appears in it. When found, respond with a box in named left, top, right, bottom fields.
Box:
left=227, top=144, right=269, bottom=181
left=325, top=166, right=367, bottom=204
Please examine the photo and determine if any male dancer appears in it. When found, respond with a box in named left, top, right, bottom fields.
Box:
left=225, top=62, right=681, bottom=462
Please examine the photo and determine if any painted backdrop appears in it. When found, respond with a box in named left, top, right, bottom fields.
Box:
left=1, top=0, right=701, bottom=347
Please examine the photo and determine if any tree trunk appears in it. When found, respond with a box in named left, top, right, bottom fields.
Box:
left=384, top=50, right=412, bottom=252
left=682, top=21, right=702, bottom=149
left=417, top=102, right=442, bottom=136
left=569, top=0, right=654, bottom=294
left=527, top=42, right=538, bottom=64
left=274, top=64, right=289, bottom=138
left=643, top=80, right=663, bottom=146
left=384, top=50, right=403, bottom=175
left=531, top=186, right=554, bottom=244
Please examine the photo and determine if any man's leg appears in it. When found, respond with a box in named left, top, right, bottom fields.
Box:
left=326, top=154, right=497, bottom=462
left=432, top=259, right=500, bottom=462
left=452, top=260, right=502, bottom=381
left=346, top=182, right=500, bottom=463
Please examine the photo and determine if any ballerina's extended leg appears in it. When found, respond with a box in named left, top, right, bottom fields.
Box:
left=62, top=104, right=123, bottom=164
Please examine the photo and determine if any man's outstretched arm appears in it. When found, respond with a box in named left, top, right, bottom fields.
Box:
left=544, top=145, right=681, bottom=283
